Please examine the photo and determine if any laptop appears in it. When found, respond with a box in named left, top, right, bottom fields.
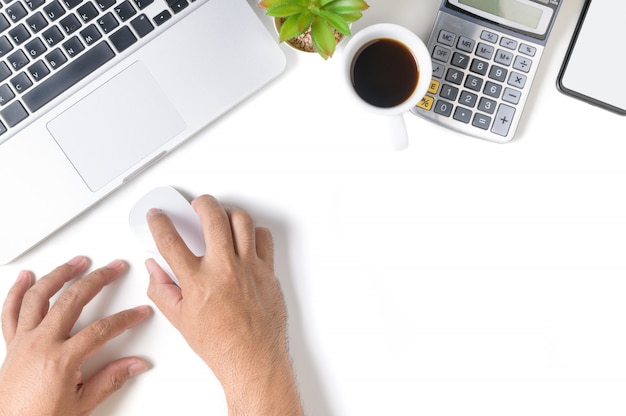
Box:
left=0, top=0, right=286, bottom=264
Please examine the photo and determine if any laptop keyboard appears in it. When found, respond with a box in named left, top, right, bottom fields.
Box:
left=0, top=0, right=193, bottom=141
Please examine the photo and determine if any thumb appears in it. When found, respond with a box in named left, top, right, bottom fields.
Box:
left=79, top=357, right=148, bottom=412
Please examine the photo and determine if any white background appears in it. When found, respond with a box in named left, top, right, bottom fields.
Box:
left=3, top=0, right=626, bottom=415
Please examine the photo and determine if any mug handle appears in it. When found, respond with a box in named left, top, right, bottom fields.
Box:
left=388, top=114, right=409, bottom=151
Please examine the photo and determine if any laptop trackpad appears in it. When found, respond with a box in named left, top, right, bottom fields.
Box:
left=47, top=62, right=186, bottom=191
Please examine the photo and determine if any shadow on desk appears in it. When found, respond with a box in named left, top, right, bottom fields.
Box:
left=269, top=217, right=336, bottom=416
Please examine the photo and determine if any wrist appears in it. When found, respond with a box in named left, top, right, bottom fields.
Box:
left=221, top=356, right=304, bottom=416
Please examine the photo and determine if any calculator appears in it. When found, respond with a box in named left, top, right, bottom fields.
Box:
left=411, top=0, right=562, bottom=143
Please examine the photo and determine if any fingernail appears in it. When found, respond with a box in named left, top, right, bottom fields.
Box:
left=106, top=259, right=126, bottom=270
left=147, top=208, right=162, bottom=218
left=128, top=361, right=148, bottom=377
left=133, top=305, right=152, bottom=315
left=67, top=255, right=86, bottom=266
left=15, top=270, right=31, bottom=284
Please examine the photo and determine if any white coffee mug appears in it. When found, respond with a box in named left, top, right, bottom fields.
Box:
left=343, top=23, right=432, bottom=150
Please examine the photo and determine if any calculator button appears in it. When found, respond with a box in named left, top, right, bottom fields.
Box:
left=417, top=95, right=435, bottom=111
left=453, top=106, right=472, bottom=123
left=459, top=90, right=478, bottom=108
left=500, top=37, right=517, bottom=49
left=445, top=68, right=463, bottom=85
left=476, top=42, right=494, bottom=59
left=507, top=71, right=527, bottom=89
left=428, top=79, right=440, bottom=94
left=432, top=62, right=445, bottom=78
left=457, top=36, right=474, bottom=52
left=478, top=97, right=496, bottom=114
left=434, top=100, right=453, bottom=117
left=519, top=43, right=536, bottom=57
left=513, top=55, right=532, bottom=73
left=483, top=81, right=502, bottom=98
left=502, top=87, right=521, bottom=104
left=437, top=29, right=456, bottom=46
left=480, top=30, right=498, bottom=43
left=494, top=49, right=513, bottom=66
left=472, top=113, right=491, bottom=130
left=492, top=104, right=516, bottom=137
left=451, top=52, right=469, bottom=69
left=470, top=58, right=488, bottom=75
left=488, top=65, right=507, bottom=82
left=464, top=74, right=483, bottom=91
left=440, top=84, right=459, bottom=100
left=432, top=45, right=451, bottom=62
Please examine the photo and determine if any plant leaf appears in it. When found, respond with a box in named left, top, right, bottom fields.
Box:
left=337, top=11, right=362, bottom=23
left=266, top=3, right=307, bottom=17
left=296, top=10, right=314, bottom=32
left=310, top=16, right=336, bottom=59
left=317, top=10, right=351, bottom=36
left=323, top=0, right=369, bottom=14
left=257, top=0, right=287, bottom=9
left=279, top=14, right=307, bottom=42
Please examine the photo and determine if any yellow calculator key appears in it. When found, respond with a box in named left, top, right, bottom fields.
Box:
left=428, top=79, right=440, bottom=95
left=417, top=95, right=435, bottom=111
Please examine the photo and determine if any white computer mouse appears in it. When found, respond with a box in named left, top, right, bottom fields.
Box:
left=129, top=186, right=205, bottom=286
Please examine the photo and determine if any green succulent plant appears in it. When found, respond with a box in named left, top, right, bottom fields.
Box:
left=258, top=0, right=369, bottom=60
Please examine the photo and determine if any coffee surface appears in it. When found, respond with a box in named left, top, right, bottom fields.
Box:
left=351, top=38, right=419, bottom=108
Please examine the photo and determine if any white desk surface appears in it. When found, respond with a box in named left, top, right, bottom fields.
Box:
left=2, top=1, right=625, bottom=415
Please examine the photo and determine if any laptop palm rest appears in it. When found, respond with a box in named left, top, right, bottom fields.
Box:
left=47, top=61, right=186, bottom=191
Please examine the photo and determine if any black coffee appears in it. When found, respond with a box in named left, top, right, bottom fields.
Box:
left=351, top=38, right=419, bottom=108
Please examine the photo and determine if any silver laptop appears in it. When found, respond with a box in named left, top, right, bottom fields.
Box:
left=0, top=0, right=285, bottom=264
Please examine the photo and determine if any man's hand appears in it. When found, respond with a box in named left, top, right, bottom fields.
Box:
left=146, top=195, right=304, bottom=415
left=0, top=257, right=151, bottom=416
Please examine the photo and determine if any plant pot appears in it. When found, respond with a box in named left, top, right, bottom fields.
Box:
left=274, top=17, right=345, bottom=54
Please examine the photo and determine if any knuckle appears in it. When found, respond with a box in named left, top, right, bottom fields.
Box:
left=110, top=374, right=124, bottom=392
left=56, top=286, right=81, bottom=308
left=88, top=318, right=114, bottom=339
left=230, top=208, right=254, bottom=227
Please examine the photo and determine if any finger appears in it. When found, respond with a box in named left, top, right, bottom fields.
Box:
left=68, top=305, right=151, bottom=362
left=146, top=208, right=198, bottom=284
left=226, top=207, right=257, bottom=258
left=78, top=357, right=149, bottom=412
left=255, top=227, right=275, bottom=268
left=17, top=256, right=89, bottom=333
left=145, top=258, right=183, bottom=330
left=42, top=260, right=126, bottom=336
left=191, top=195, right=235, bottom=260
left=1, top=271, right=34, bottom=345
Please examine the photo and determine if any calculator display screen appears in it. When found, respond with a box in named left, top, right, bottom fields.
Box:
left=448, top=0, right=554, bottom=36
left=459, top=0, right=542, bottom=28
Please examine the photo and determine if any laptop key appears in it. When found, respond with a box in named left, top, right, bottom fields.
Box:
left=130, top=14, right=153, bottom=37
left=110, top=26, right=136, bottom=52
left=79, top=23, right=102, bottom=45
left=45, top=47, right=67, bottom=69
left=0, top=62, right=11, bottom=82
left=0, top=84, right=15, bottom=105
left=27, top=60, right=50, bottom=81
left=6, top=2, right=28, bottom=23
left=153, top=10, right=171, bottom=26
left=43, top=0, right=66, bottom=21
left=22, top=41, right=115, bottom=113
left=0, top=101, right=28, bottom=127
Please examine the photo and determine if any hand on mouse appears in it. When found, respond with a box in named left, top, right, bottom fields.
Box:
left=0, top=257, right=151, bottom=416
left=146, top=195, right=304, bottom=415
